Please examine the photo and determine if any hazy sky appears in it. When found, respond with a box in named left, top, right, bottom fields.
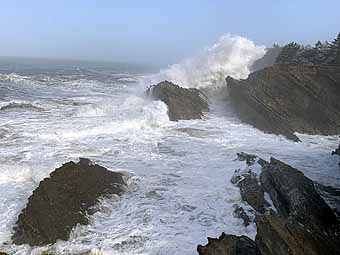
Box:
left=1, top=0, right=339, bottom=66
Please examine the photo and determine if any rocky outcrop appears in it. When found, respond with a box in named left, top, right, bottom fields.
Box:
left=213, top=153, right=340, bottom=255
left=260, top=158, right=339, bottom=229
left=227, top=65, right=340, bottom=141
left=197, top=232, right=260, bottom=255
left=256, top=211, right=340, bottom=255
left=146, top=81, right=209, bottom=121
left=12, top=158, right=126, bottom=246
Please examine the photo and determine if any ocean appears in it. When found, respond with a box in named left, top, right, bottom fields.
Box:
left=0, top=35, right=339, bottom=255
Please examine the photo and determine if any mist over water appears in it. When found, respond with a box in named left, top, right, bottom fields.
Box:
left=0, top=34, right=339, bottom=255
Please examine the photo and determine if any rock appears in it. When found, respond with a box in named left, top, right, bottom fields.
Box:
left=232, top=153, right=269, bottom=215
left=0, top=252, right=9, bottom=255
left=256, top=211, right=340, bottom=255
left=229, top=154, right=340, bottom=255
left=250, top=46, right=282, bottom=72
left=12, top=158, right=127, bottom=246
left=0, top=102, right=43, bottom=112
left=227, top=65, right=340, bottom=142
left=146, top=80, right=209, bottom=121
left=236, top=152, right=257, bottom=166
left=332, top=141, right=340, bottom=167
left=238, top=172, right=269, bottom=214
left=332, top=142, right=340, bottom=156
left=197, top=232, right=260, bottom=255
left=315, top=183, right=340, bottom=219
left=260, top=157, right=339, bottom=230
left=233, top=204, right=252, bottom=226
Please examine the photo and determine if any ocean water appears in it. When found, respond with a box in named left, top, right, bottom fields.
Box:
left=0, top=35, right=339, bottom=255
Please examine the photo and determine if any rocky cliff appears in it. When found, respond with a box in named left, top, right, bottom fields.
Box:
left=227, top=64, right=340, bottom=141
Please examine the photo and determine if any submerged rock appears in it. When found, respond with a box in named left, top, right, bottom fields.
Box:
left=227, top=65, right=340, bottom=142
left=12, top=158, right=127, bottom=246
left=197, top=232, right=260, bottom=255
left=146, top=81, right=209, bottom=121
left=0, top=102, right=43, bottom=111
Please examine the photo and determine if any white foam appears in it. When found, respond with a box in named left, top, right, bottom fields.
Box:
left=140, top=34, right=265, bottom=89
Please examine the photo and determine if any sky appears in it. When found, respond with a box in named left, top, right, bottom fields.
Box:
left=1, top=0, right=339, bottom=66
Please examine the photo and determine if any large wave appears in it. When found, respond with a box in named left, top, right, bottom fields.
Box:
left=141, top=34, right=266, bottom=89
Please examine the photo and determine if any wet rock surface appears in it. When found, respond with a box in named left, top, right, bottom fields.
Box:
left=197, top=232, right=260, bottom=255
left=226, top=65, right=340, bottom=141
left=12, top=158, right=127, bottom=246
left=256, top=211, right=340, bottom=255
left=146, top=80, right=209, bottom=121
left=209, top=152, right=340, bottom=255
left=260, top=157, right=339, bottom=229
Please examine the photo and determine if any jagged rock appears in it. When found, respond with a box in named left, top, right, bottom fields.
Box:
left=12, top=158, right=127, bottom=246
left=197, top=232, right=260, bottom=255
left=315, top=183, right=340, bottom=219
left=238, top=173, right=268, bottom=214
left=233, top=204, right=252, bottom=226
left=227, top=65, right=340, bottom=142
left=260, top=157, right=339, bottom=230
left=256, top=211, right=340, bottom=255
left=146, top=81, right=209, bottom=121
left=232, top=153, right=269, bottom=215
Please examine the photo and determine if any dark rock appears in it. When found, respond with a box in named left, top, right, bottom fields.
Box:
left=239, top=173, right=269, bottom=214
left=232, top=154, right=269, bottom=214
left=197, top=232, right=260, bottom=255
left=12, top=158, right=126, bottom=246
left=0, top=102, right=43, bottom=112
left=227, top=65, right=340, bottom=142
left=332, top=142, right=340, bottom=156
left=315, top=183, right=340, bottom=219
left=260, top=157, right=339, bottom=231
left=233, top=204, right=252, bottom=226
left=236, top=152, right=257, bottom=166
left=0, top=252, right=9, bottom=255
left=256, top=211, right=340, bottom=255
left=146, top=80, right=209, bottom=121
left=227, top=154, right=340, bottom=255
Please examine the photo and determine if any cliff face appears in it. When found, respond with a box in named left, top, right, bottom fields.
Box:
left=227, top=64, right=340, bottom=141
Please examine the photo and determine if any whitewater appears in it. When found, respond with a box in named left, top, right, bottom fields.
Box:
left=0, top=35, right=339, bottom=255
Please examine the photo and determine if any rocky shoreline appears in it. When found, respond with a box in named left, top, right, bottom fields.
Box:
left=2, top=36, right=340, bottom=255
left=198, top=153, right=340, bottom=255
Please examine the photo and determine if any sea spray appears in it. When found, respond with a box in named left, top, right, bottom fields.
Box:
left=140, top=34, right=266, bottom=89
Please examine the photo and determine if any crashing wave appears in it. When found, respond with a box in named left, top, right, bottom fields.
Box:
left=140, top=34, right=266, bottom=89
